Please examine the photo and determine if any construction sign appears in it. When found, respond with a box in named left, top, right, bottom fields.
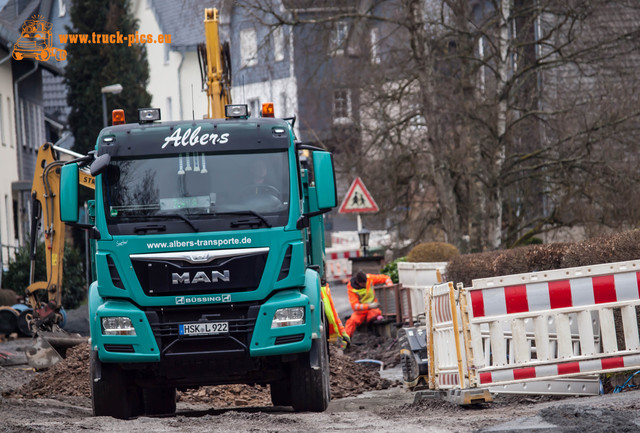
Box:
left=338, top=177, right=379, bottom=213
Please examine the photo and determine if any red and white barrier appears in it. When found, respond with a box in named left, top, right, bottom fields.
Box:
left=426, top=282, right=466, bottom=389
left=425, top=259, right=640, bottom=393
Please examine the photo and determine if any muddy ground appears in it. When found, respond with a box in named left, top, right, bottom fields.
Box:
left=2, top=333, right=640, bottom=432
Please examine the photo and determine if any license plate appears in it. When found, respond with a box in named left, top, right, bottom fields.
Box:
left=179, top=322, right=229, bottom=336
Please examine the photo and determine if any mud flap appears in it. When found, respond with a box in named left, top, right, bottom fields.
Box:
left=309, top=335, right=320, bottom=370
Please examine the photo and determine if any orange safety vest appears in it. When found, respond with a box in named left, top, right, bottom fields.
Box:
left=347, top=273, right=392, bottom=311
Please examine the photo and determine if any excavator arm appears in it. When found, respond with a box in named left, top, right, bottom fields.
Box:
left=198, top=8, right=232, bottom=119
left=24, top=142, right=94, bottom=368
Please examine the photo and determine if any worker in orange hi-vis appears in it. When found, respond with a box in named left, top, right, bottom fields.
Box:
left=344, top=270, right=393, bottom=337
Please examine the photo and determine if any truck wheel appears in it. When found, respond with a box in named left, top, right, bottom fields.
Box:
left=269, top=379, right=291, bottom=406
left=290, top=336, right=331, bottom=412
left=143, top=386, right=177, bottom=416
left=90, top=350, right=143, bottom=419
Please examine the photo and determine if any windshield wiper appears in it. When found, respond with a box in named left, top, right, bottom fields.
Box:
left=219, top=211, right=272, bottom=228
left=121, top=213, right=200, bottom=232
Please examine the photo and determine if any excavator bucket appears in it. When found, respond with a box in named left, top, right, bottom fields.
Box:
left=25, top=330, right=87, bottom=370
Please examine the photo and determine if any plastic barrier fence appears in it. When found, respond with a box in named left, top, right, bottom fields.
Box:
left=325, top=258, right=352, bottom=282
left=425, top=282, right=466, bottom=389
left=398, top=262, right=446, bottom=323
left=426, top=259, right=640, bottom=392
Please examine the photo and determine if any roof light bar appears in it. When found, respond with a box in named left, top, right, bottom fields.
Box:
left=138, top=108, right=161, bottom=124
left=225, top=104, right=249, bottom=119
left=262, top=102, right=274, bottom=118
left=112, top=109, right=125, bottom=125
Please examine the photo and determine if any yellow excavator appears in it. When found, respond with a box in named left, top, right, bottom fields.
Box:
left=24, top=142, right=95, bottom=369
left=198, top=7, right=232, bottom=119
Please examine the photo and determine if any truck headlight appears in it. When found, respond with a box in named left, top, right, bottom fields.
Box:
left=271, top=307, right=305, bottom=328
left=101, top=317, right=136, bottom=335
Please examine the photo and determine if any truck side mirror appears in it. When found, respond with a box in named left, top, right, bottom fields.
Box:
left=60, top=163, right=79, bottom=222
left=312, top=151, right=337, bottom=210
left=90, top=153, right=111, bottom=176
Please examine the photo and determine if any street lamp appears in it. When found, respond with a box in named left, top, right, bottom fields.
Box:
left=101, top=83, right=123, bottom=127
left=358, top=226, right=370, bottom=257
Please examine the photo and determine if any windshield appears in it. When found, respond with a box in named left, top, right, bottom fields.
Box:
left=103, top=151, right=290, bottom=234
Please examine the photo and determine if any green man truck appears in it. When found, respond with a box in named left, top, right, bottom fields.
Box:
left=59, top=105, right=337, bottom=418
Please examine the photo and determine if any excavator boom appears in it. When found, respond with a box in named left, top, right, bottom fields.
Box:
left=199, top=8, right=231, bottom=119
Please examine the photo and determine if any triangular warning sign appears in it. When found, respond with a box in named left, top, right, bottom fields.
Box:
left=339, top=177, right=379, bottom=213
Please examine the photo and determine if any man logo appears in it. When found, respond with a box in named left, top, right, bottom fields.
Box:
left=176, top=297, right=185, bottom=305
left=171, top=270, right=230, bottom=285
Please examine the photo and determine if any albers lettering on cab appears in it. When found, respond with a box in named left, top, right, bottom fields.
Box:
left=162, top=126, right=230, bottom=149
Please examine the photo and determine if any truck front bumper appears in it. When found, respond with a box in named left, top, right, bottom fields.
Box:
left=90, top=288, right=313, bottom=363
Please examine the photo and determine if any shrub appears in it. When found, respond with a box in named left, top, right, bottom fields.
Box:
left=380, top=257, right=407, bottom=284
left=407, top=242, right=460, bottom=263
left=0, top=288, right=17, bottom=306
left=2, top=243, right=86, bottom=310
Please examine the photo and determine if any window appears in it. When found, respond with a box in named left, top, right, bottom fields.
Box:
left=248, top=98, right=260, bottom=117
left=333, top=89, right=351, bottom=123
left=4, top=195, right=10, bottom=248
left=20, top=100, right=26, bottom=149
left=240, top=28, right=258, bottom=67
left=6, top=97, right=12, bottom=147
left=330, top=21, right=348, bottom=55
left=273, top=27, right=285, bottom=62
left=58, top=0, right=66, bottom=17
left=0, top=93, right=4, bottom=146
left=280, top=93, right=288, bottom=118
left=163, top=43, right=170, bottom=64
left=370, top=28, right=380, bottom=64
left=166, top=97, right=173, bottom=121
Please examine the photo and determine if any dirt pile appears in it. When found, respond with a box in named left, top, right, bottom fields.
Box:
left=6, top=338, right=398, bottom=405
left=346, top=330, right=401, bottom=369
left=9, top=344, right=92, bottom=398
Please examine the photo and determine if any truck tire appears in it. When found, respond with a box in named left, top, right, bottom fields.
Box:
left=143, top=386, right=176, bottom=416
left=90, top=351, right=143, bottom=419
left=399, top=331, right=419, bottom=389
left=269, top=379, right=292, bottom=406
left=290, top=336, right=331, bottom=412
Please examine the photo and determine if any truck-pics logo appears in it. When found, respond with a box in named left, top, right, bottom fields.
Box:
left=12, top=15, right=67, bottom=62
left=175, top=294, right=231, bottom=305
left=172, top=270, right=230, bottom=285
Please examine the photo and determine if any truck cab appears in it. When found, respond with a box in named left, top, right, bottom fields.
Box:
left=60, top=106, right=336, bottom=418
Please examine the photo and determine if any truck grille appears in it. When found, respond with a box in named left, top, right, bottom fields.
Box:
left=145, top=303, right=260, bottom=357
left=131, top=248, right=268, bottom=296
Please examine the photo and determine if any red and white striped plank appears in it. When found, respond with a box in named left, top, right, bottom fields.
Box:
left=432, top=283, right=454, bottom=324
left=478, top=353, right=640, bottom=385
left=433, top=293, right=453, bottom=324
left=437, top=371, right=460, bottom=387
left=327, top=250, right=361, bottom=260
left=468, top=271, right=640, bottom=318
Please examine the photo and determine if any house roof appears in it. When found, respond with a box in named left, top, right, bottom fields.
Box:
left=150, top=0, right=216, bottom=51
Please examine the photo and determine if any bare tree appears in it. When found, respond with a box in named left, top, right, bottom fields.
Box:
left=235, top=0, right=640, bottom=251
